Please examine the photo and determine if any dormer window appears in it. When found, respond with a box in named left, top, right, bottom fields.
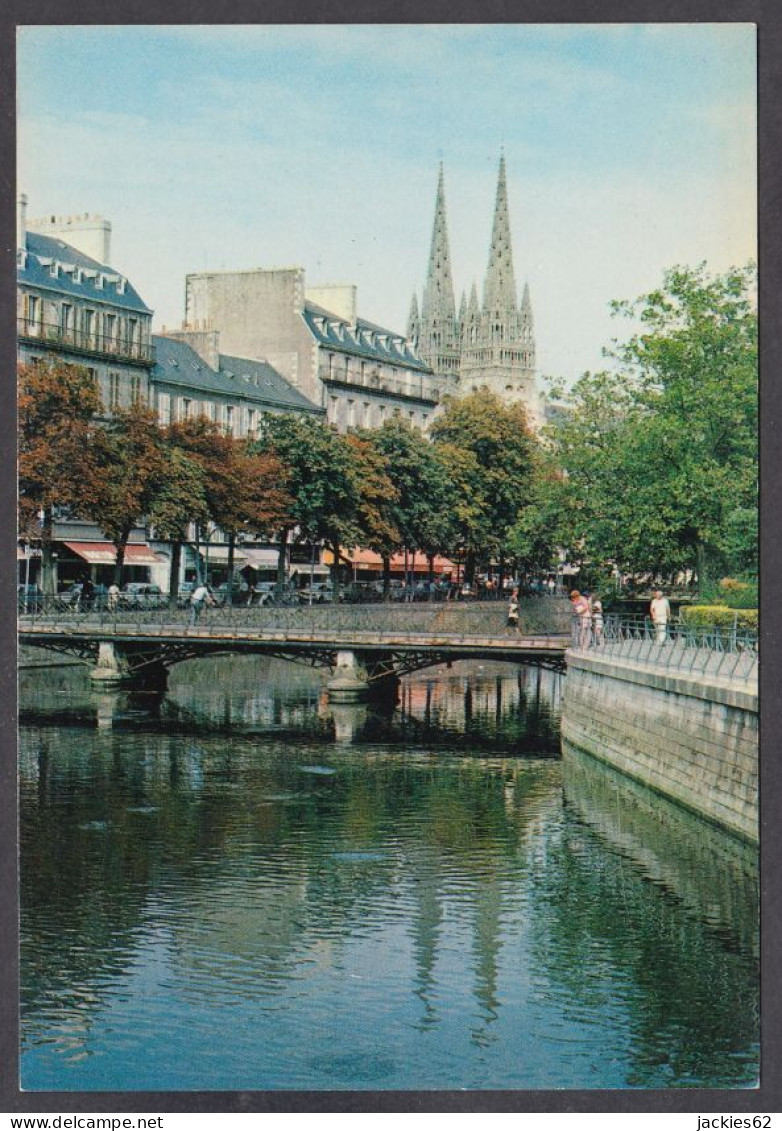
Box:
left=50, top=261, right=59, bottom=279
left=116, top=277, right=126, bottom=295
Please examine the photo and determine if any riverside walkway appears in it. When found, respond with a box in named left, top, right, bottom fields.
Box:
left=18, top=598, right=572, bottom=690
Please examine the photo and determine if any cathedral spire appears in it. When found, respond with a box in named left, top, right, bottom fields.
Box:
left=415, top=162, right=459, bottom=382
left=421, top=162, right=456, bottom=330
left=407, top=291, right=420, bottom=344
left=482, top=151, right=517, bottom=317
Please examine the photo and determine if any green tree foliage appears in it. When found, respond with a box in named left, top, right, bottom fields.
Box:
left=550, top=263, right=757, bottom=584
left=256, top=415, right=365, bottom=599
left=430, top=390, right=538, bottom=579
left=169, top=417, right=292, bottom=599
left=147, top=447, right=210, bottom=608
left=366, top=419, right=457, bottom=594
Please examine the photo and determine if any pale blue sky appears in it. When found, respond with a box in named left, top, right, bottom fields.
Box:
left=17, top=24, right=756, bottom=384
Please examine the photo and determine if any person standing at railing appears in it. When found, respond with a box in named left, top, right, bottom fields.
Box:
left=591, top=595, right=604, bottom=645
left=107, top=583, right=120, bottom=612
left=570, top=590, right=592, bottom=648
left=650, top=589, right=671, bottom=643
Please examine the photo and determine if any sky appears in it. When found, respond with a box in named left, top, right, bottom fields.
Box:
left=16, top=24, right=756, bottom=386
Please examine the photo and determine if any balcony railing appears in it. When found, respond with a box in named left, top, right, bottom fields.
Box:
left=18, top=319, right=155, bottom=366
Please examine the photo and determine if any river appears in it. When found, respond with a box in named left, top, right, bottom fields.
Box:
left=18, top=655, right=759, bottom=1091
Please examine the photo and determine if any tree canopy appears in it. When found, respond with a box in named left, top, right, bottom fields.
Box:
left=548, top=263, right=757, bottom=584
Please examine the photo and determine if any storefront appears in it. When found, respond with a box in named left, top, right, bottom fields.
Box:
left=57, top=541, right=166, bottom=589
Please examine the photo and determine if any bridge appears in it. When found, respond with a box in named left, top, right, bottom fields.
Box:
left=18, top=598, right=572, bottom=699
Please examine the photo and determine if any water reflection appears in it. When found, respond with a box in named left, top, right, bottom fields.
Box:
left=19, top=656, right=758, bottom=1091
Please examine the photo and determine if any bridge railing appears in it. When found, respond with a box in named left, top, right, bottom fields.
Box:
left=570, top=615, right=758, bottom=682
left=18, top=596, right=572, bottom=641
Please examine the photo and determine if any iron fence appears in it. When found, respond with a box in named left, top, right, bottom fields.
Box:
left=18, top=595, right=572, bottom=641
left=570, top=615, right=758, bottom=682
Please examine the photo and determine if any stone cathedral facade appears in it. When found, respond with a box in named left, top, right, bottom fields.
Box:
left=408, top=154, right=539, bottom=423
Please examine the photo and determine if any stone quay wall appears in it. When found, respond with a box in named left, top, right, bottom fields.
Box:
left=561, top=649, right=758, bottom=844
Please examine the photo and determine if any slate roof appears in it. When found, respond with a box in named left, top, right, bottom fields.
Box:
left=218, top=353, right=323, bottom=413
left=19, top=231, right=152, bottom=314
left=151, top=336, right=323, bottom=414
left=301, top=301, right=431, bottom=374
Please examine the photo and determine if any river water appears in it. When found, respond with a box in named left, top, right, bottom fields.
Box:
left=19, top=655, right=759, bottom=1091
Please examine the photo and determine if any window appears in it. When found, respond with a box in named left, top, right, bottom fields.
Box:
left=246, top=408, right=256, bottom=436
left=84, top=309, right=95, bottom=344
left=61, top=304, right=73, bottom=337
left=225, top=405, right=235, bottom=434
left=108, top=372, right=121, bottom=410
left=182, top=398, right=192, bottom=420
left=128, top=319, right=138, bottom=356
left=328, top=397, right=339, bottom=424
left=130, top=374, right=142, bottom=404
left=26, top=295, right=39, bottom=330
left=363, top=402, right=371, bottom=427
left=158, top=393, right=171, bottom=425
left=347, top=400, right=356, bottom=428
left=104, top=313, right=116, bottom=348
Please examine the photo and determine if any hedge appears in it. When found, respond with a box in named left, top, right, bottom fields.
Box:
left=680, top=605, right=758, bottom=631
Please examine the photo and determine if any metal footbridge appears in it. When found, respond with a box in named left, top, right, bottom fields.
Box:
left=18, top=599, right=571, bottom=685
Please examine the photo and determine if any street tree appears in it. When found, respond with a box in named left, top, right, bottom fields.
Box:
left=368, top=419, right=457, bottom=596
left=85, top=404, right=168, bottom=586
left=550, top=263, right=758, bottom=586
left=256, top=415, right=364, bottom=600
left=430, top=389, right=538, bottom=583
left=18, top=360, right=103, bottom=594
left=169, top=417, right=291, bottom=599
left=147, top=447, right=210, bottom=609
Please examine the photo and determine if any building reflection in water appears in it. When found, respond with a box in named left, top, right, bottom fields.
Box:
left=18, top=655, right=758, bottom=1090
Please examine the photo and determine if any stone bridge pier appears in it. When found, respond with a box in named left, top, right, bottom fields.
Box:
left=90, top=641, right=169, bottom=690
left=326, top=650, right=399, bottom=703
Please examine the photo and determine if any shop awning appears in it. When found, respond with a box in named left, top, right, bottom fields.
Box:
left=323, top=548, right=456, bottom=574
left=240, top=547, right=280, bottom=569
left=198, top=545, right=248, bottom=565
left=289, top=563, right=331, bottom=577
left=62, top=541, right=165, bottom=566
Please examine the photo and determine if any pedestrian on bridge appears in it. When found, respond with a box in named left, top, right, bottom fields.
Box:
left=507, top=591, right=519, bottom=632
left=190, top=582, right=214, bottom=626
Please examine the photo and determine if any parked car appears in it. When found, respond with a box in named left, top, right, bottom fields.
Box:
left=298, top=581, right=334, bottom=604
left=17, top=584, right=43, bottom=612
left=119, top=583, right=166, bottom=609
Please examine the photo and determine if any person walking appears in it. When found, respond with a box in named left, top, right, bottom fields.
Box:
left=189, top=581, right=214, bottom=626
left=507, top=590, right=520, bottom=632
left=650, top=589, right=671, bottom=643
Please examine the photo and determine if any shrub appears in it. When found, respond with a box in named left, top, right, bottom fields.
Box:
left=698, top=577, right=758, bottom=609
left=680, top=605, right=758, bottom=632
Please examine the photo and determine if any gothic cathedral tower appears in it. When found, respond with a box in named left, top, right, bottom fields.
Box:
left=460, top=152, right=537, bottom=412
left=409, top=154, right=539, bottom=420
left=407, top=163, right=460, bottom=386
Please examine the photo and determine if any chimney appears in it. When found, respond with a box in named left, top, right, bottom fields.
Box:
left=17, top=193, right=28, bottom=249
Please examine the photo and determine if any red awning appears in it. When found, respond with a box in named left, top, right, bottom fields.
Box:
left=62, top=541, right=164, bottom=566
left=324, top=548, right=456, bottom=573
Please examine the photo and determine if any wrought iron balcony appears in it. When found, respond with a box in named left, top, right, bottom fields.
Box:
left=18, top=319, right=156, bottom=367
